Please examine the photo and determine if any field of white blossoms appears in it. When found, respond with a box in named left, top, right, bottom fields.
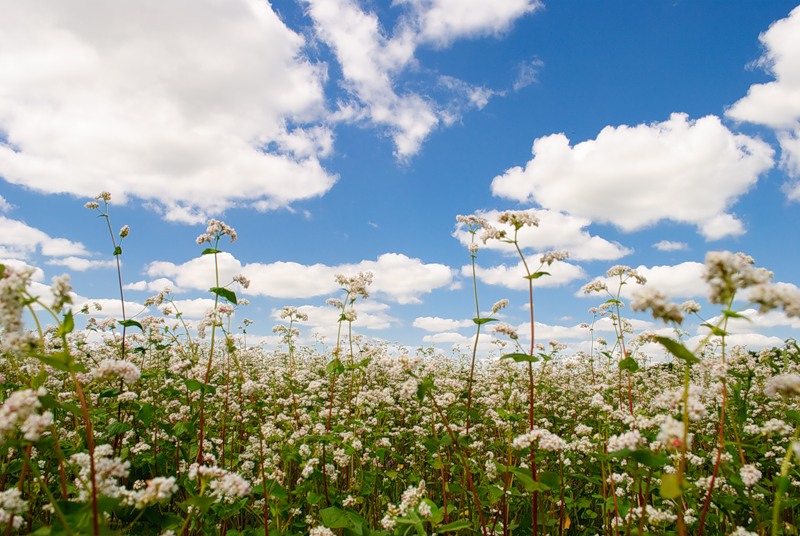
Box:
left=1, top=196, right=800, bottom=536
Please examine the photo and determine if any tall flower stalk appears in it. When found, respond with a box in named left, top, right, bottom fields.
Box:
left=194, top=219, right=238, bottom=462
left=85, top=192, right=132, bottom=359
left=479, top=210, right=569, bottom=536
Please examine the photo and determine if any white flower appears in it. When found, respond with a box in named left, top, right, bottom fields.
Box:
left=739, top=464, right=761, bottom=487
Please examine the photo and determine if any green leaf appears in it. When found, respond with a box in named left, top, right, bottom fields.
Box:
left=618, top=356, right=639, bottom=372
left=107, top=422, right=131, bottom=436
left=438, top=519, right=473, bottom=532
left=629, top=449, right=668, bottom=468
left=605, top=298, right=622, bottom=305
left=723, top=309, right=750, bottom=320
left=209, top=286, right=237, bottom=304
left=700, top=323, right=728, bottom=337
left=417, top=377, right=434, bottom=402
left=201, top=248, right=221, bottom=255
left=509, top=467, right=537, bottom=492
left=500, top=352, right=539, bottom=363
left=326, top=357, right=344, bottom=375
left=118, top=319, right=144, bottom=331
left=113, top=246, right=122, bottom=256
left=654, top=336, right=699, bottom=364
left=57, top=311, right=75, bottom=336
left=183, top=378, right=216, bottom=394
left=321, top=506, right=352, bottom=529
left=660, top=473, right=682, bottom=499
left=539, top=471, right=560, bottom=490
left=472, top=317, right=498, bottom=325
left=524, top=271, right=550, bottom=280
left=182, top=495, right=215, bottom=514
left=138, top=403, right=155, bottom=426
left=35, top=352, right=86, bottom=373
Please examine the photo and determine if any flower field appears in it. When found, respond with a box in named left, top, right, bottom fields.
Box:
left=1, top=200, right=800, bottom=535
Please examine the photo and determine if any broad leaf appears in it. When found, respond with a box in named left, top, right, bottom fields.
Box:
left=501, top=352, right=538, bottom=363
left=209, top=286, right=237, bottom=304
left=654, top=336, right=699, bottom=364
left=660, top=473, right=682, bottom=499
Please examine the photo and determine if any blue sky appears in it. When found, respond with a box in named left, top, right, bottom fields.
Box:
left=1, top=0, right=799, bottom=356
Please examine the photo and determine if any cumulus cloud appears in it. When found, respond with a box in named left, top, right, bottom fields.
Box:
left=578, top=261, right=708, bottom=300
left=703, top=307, right=800, bottom=334
left=491, top=114, right=774, bottom=239
left=0, top=215, right=89, bottom=259
left=276, top=301, right=398, bottom=342
left=0, top=0, right=335, bottom=221
left=726, top=6, right=800, bottom=130
left=146, top=251, right=454, bottom=304
left=727, top=6, right=800, bottom=197
left=398, top=0, right=542, bottom=46
left=453, top=208, right=631, bottom=261
left=72, top=298, right=148, bottom=319
left=413, top=316, right=473, bottom=332
left=468, top=260, right=586, bottom=291
left=304, top=0, right=538, bottom=158
left=653, top=240, right=688, bottom=252
left=46, top=256, right=116, bottom=271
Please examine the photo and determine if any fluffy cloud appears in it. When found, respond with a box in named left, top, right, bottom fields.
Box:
left=703, top=307, right=800, bottom=334
left=579, top=262, right=708, bottom=300
left=72, top=298, right=149, bottom=319
left=453, top=209, right=631, bottom=261
left=304, top=0, right=538, bottom=158
left=147, top=251, right=454, bottom=304
left=0, top=0, right=335, bottom=221
left=726, top=6, right=800, bottom=130
left=274, top=301, right=398, bottom=343
left=727, top=6, right=800, bottom=197
left=653, top=240, right=688, bottom=252
left=412, top=316, right=473, bottom=332
left=398, top=0, right=542, bottom=46
left=46, top=256, right=116, bottom=271
left=0, top=215, right=89, bottom=259
left=491, top=114, right=774, bottom=239
left=468, top=260, right=586, bottom=291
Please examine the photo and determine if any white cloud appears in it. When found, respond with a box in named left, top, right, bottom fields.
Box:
left=726, top=6, right=800, bottom=130
left=512, top=58, right=544, bottom=91
left=72, top=298, right=148, bottom=319
left=123, top=278, right=177, bottom=293
left=413, top=316, right=472, bottom=332
left=0, top=0, right=336, bottom=220
left=491, top=114, right=774, bottom=239
left=399, top=0, right=542, bottom=46
left=0, top=215, right=89, bottom=259
left=304, top=0, right=538, bottom=158
left=468, top=260, right=586, bottom=291
left=579, top=262, right=708, bottom=300
left=168, top=298, right=218, bottom=320
left=688, top=331, right=786, bottom=352
left=46, top=256, right=116, bottom=271
left=147, top=251, right=454, bottom=304
left=453, top=209, right=631, bottom=261
left=278, top=301, right=398, bottom=342
left=703, top=306, right=800, bottom=334
left=726, top=6, right=800, bottom=195
left=653, top=240, right=688, bottom=252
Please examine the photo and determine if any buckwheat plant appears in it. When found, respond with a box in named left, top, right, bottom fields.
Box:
left=479, top=209, right=570, bottom=536
left=85, top=192, right=136, bottom=360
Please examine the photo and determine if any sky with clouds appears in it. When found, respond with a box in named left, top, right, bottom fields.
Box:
left=1, top=0, right=800, bottom=357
